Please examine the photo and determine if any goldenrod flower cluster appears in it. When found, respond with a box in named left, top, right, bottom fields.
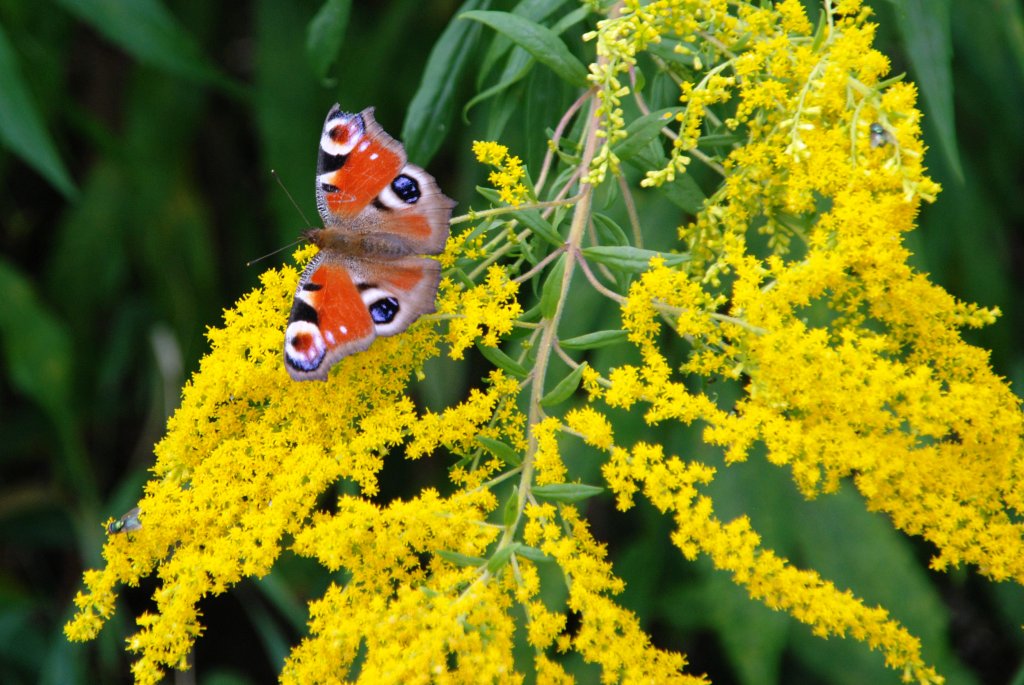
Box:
left=67, top=1, right=1022, bottom=683
left=473, top=140, right=530, bottom=206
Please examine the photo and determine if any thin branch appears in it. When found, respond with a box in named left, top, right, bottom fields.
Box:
left=513, top=245, right=568, bottom=284
left=552, top=341, right=580, bottom=370
left=535, top=90, right=592, bottom=196
left=451, top=197, right=581, bottom=226
left=574, top=249, right=626, bottom=304
left=616, top=173, right=643, bottom=248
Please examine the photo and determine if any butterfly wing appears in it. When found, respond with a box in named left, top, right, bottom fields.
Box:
left=316, top=106, right=404, bottom=222
left=315, top=106, right=453, bottom=255
left=284, top=253, right=441, bottom=381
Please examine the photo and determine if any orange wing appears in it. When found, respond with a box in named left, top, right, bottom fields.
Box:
left=284, top=253, right=441, bottom=381
left=315, top=106, right=405, bottom=222
left=314, top=106, right=454, bottom=256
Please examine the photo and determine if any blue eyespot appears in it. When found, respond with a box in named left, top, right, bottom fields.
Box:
left=370, top=297, right=400, bottom=324
left=391, top=174, right=421, bottom=204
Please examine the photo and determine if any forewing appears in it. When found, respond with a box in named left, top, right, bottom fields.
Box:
left=315, top=106, right=405, bottom=225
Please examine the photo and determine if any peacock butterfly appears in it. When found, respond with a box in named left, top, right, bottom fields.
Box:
left=284, top=105, right=454, bottom=381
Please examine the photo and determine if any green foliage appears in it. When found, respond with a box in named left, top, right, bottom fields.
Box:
left=1, top=0, right=1023, bottom=682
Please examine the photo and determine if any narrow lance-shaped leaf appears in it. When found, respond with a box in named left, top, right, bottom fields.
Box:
left=486, top=544, right=516, bottom=573
left=515, top=209, right=564, bottom=247
left=460, top=10, right=589, bottom=88
left=503, top=485, right=519, bottom=529
left=476, top=436, right=523, bottom=466
left=477, top=0, right=574, bottom=81
left=0, top=25, right=76, bottom=197
left=612, top=108, right=683, bottom=162
left=476, top=343, right=529, bottom=378
left=890, top=0, right=962, bottom=180
left=467, top=4, right=592, bottom=117
left=592, top=212, right=630, bottom=246
left=306, top=0, right=352, bottom=83
left=560, top=329, right=628, bottom=350
left=539, top=253, right=569, bottom=319
left=54, top=0, right=228, bottom=87
left=0, top=260, right=74, bottom=421
left=437, top=550, right=487, bottom=567
left=402, top=0, right=491, bottom=163
left=582, top=245, right=690, bottom=272
left=510, top=543, right=552, bottom=563
left=540, top=362, right=588, bottom=407
left=533, top=483, right=605, bottom=503
left=464, top=47, right=535, bottom=118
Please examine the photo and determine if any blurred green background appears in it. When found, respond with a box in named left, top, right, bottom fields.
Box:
left=1, top=0, right=1022, bottom=683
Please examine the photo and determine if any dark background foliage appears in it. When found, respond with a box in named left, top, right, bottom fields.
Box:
left=0, top=0, right=1021, bottom=683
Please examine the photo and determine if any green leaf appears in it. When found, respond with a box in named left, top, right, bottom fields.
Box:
left=658, top=172, right=706, bottom=214
left=402, top=0, right=491, bottom=164
left=811, top=9, right=828, bottom=52
left=515, top=208, right=564, bottom=247
left=559, top=329, right=628, bottom=350
left=251, top=571, right=310, bottom=634
left=503, top=486, right=519, bottom=529
left=461, top=10, right=588, bottom=88
left=540, top=253, right=567, bottom=318
left=510, top=543, right=552, bottom=563
left=468, top=0, right=589, bottom=114
left=592, top=212, right=630, bottom=246
left=699, top=132, right=744, bottom=147
left=486, top=544, right=516, bottom=574
left=626, top=142, right=707, bottom=214
left=436, top=550, right=486, bottom=567
left=0, top=25, right=76, bottom=197
left=465, top=48, right=536, bottom=118
left=54, top=0, right=227, bottom=87
left=306, top=0, right=351, bottom=83
left=476, top=436, right=523, bottom=466
left=612, top=107, right=682, bottom=162
left=472, top=2, right=588, bottom=117
left=470, top=0, right=593, bottom=120
left=476, top=186, right=504, bottom=205
left=0, top=260, right=73, bottom=422
left=477, top=0, right=573, bottom=81
left=581, top=245, right=690, bottom=272
left=533, top=483, right=604, bottom=503
left=540, top=362, right=587, bottom=407
left=890, top=0, right=962, bottom=180
left=647, top=39, right=700, bottom=70
left=477, top=343, right=529, bottom=378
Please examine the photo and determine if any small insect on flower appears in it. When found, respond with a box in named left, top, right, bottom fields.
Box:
left=108, top=507, right=142, bottom=534
left=869, top=122, right=894, bottom=148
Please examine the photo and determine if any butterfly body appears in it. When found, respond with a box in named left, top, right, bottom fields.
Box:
left=285, top=106, right=454, bottom=381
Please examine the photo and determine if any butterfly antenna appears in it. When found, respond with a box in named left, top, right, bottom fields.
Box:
left=246, top=237, right=304, bottom=267
left=271, top=169, right=313, bottom=227
left=247, top=170, right=317, bottom=267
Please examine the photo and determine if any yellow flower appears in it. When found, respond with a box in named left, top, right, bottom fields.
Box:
left=476, top=141, right=530, bottom=206
left=437, top=265, right=522, bottom=359
left=472, top=140, right=509, bottom=166
left=66, top=3, right=1023, bottom=684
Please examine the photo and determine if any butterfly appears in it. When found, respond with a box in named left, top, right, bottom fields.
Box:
left=284, top=105, right=454, bottom=381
